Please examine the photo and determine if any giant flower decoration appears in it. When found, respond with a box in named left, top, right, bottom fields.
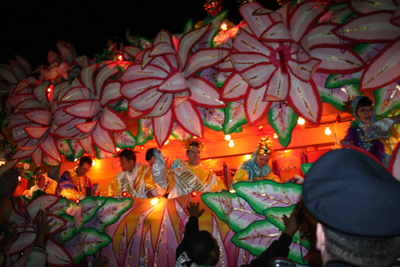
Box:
left=121, top=25, right=230, bottom=147
left=221, top=1, right=327, bottom=129
left=49, top=62, right=127, bottom=155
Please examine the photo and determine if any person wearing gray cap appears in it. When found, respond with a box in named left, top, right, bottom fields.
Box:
left=302, top=148, right=400, bottom=266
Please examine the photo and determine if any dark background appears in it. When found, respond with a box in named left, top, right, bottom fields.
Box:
left=0, top=0, right=280, bottom=68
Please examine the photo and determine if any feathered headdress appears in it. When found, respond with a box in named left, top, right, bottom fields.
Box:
left=183, top=138, right=205, bottom=151
left=257, top=136, right=274, bottom=155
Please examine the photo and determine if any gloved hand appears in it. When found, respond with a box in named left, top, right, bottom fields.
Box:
left=370, top=118, right=394, bottom=137
left=152, top=149, right=168, bottom=190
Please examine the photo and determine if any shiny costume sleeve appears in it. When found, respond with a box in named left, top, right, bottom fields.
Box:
left=140, top=165, right=157, bottom=192
left=233, top=168, right=281, bottom=184
left=46, top=179, right=58, bottom=195
left=56, top=171, right=80, bottom=201
left=108, top=176, right=120, bottom=197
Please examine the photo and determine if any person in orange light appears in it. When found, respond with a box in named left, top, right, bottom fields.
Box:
left=108, top=149, right=163, bottom=198
left=55, top=156, right=95, bottom=201
left=233, top=136, right=281, bottom=184
left=23, top=166, right=58, bottom=199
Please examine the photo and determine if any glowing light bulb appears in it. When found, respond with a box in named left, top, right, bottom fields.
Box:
left=245, top=154, right=251, bottom=160
left=224, top=135, right=231, bottom=141
left=117, top=54, right=123, bottom=61
left=191, top=191, right=198, bottom=197
left=18, top=176, right=21, bottom=182
left=164, top=139, right=170, bottom=145
left=325, top=126, right=332, bottom=135
left=221, top=23, right=228, bottom=31
left=140, top=145, right=144, bottom=150
left=75, top=199, right=80, bottom=204
left=284, top=150, right=288, bottom=153
left=150, top=198, right=158, bottom=205
left=47, top=87, right=52, bottom=93
left=258, top=125, right=263, bottom=131
left=229, top=140, right=234, bottom=147
left=116, top=147, right=121, bottom=152
left=122, top=191, right=128, bottom=197
left=92, top=160, right=95, bottom=166
left=229, top=189, right=236, bottom=193
left=273, top=133, right=278, bottom=139
left=74, top=158, right=78, bottom=162
left=297, top=117, right=305, bottom=125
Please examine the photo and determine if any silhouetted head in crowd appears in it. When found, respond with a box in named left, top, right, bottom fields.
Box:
left=186, top=231, right=219, bottom=266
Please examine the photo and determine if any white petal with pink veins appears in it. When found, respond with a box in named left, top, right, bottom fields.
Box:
left=150, top=55, right=176, bottom=73
left=393, top=6, right=400, bottom=27
left=173, top=91, right=190, bottom=108
left=173, top=100, right=204, bottom=137
left=264, top=68, right=290, bottom=101
left=8, top=113, right=29, bottom=131
left=121, top=77, right=164, bottom=99
left=24, top=109, right=52, bottom=126
left=99, top=107, right=127, bottom=132
left=10, top=62, right=27, bottom=82
left=76, top=121, right=98, bottom=133
left=79, top=64, right=98, bottom=94
left=145, top=93, right=173, bottom=117
left=24, top=126, right=50, bottom=139
left=40, top=135, right=61, bottom=162
left=101, top=80, right=123, bottom=106
left=221, top=73, right=250, bottom=101
left=231, top=51, right=270, bottom=73
left=7, top=94, right=34, bottom=110
left=11, top=124, right=29, bottom=142
left=15, top=99, right=44, bottom=112
left=153, top=29, right=174, bottom=47
left=152, top=110, right=173, bottom=147
left=333, top=11, right=400, bottom=43
left=350, top=0, right=397, bottom=14
left=183, top=48, right=231, bottom=78
left=53, top=118, right=87, bottom=138
left=237, top=60, right=276, bottom=89
left=150, top=42, right=177, bottom=58
left=128, top=106, right=148, bottom=119
left=92, top=125, right=116, bottom=154
left=158, top=70, right=190, bottom=93
left=64, top=100, right=101, bottom=118
left=140, top=49, right=153, bottom=69
left=57, top=41, right=77, bottom=65
left=178, top=24, right=211, bottom=71
left=61, top=86, right=94, bottom=103
left=233, top=29, right=271, bottom=55
left=79, top=136, right=96, bottom=156
left=289, top=1, right=329, bottom=43
left=164, top=54, right=179, bottom=69
left=187, top=76, right=225, bottom=108
left=259, top=21, right=294, bottom=42
left=288, top=75, right=321, bottom=124
left=123, top=45, right=141, bottom=59
left=95, top=62, right=120, bottom=98
left=0, top=65, right=17, bottom=83
left=33, top=81, right=51, bottom=105
left=71, top=55, right=92, bottom=68
left=288, top=57, right=321, bottom=82
left=307, top=23, right=349, bottom=49
left=121, top=64, right=168, bottom=82
left=129, top=87, right=163, bottom=112
left=245, top=87, right=271, bottom=125
left=53, top=109, right=74, bottom=126
left=239, top=2, right=270, bottom=38
left=360, top=36, right=400, bottom=90
left=31, top=148, right=44, bottom=167
left=310, top=47, right=365, bottom=74
left=15, top=55, right=31, bottom=75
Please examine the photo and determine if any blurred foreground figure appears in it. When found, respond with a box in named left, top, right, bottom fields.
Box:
left=23, top=165, right=58, bottom=198
left=302, top=148, right=400, bottom=266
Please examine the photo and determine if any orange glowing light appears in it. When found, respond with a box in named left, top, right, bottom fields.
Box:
left=224, top=135, right=231, bottom=141
left=273, top=133, right=278, bottom=139
left=75, top=199, right=80, bottom=204
left=140, top=145, right=144, bottom=150
left=18, top=176, right=21, bottom=182
left=92, top=160, right=95, bottom=166
left=191, top=191, right=198, bottom=197
left=325, top=126, right=332, bottom=135
left=229, top=140, right=234, bottom=147
left=150, top=198, right=158, bottom=205
left=117, top=54, right=123, bottom=61
left=258, top=125, right=263, bottom=131
left=116, top=147, right=121, bottom=152
left=297, top=117, right=305, bottom=125
left=164, top=139, right=170, bottom=145
left=221, top=23, right=228, bottom=31
left=122, top=191, right=128, bottom=197
left=245, top=154, right=251, bottom=160
left=47, top=87, right=52, bottom=93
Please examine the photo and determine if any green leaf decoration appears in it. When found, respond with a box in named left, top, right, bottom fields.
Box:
left=300, top=163, right=313, bottom=176
left=94, top=145, right=116, bottom=159
left=20, top=169, right=33, bottom=180
left=43, top=155, right=61, bottom=166
left=116, top=99, right=128, bottom=112
left=115, top=130, right=136, bottom=149
left=374, top=82, right=400, bottom=117
left=319, top=2, right=353, bottom=24
left=138, top=37, right=152, bottom=50
left=57, top=139, right=74, bottom=162
left=136, top=118, right=153, bottom=145
left=126, top=29, right=139, bottom=46
left=183, top=18, right=194, bottom=33
left=264, top=205, right=311, bottom=249
left=84, top=197, right=133, bottom=233
left=68, top=65, right=81, bottom=84
left=171, top=122, right=192, bottom=141
left=59, top=214, right=77, bottom=243
left=198, top=107, right=224, bottom=131
left=325, top=71, right=362, bottom=89
left=233, top=180, right=302, bottom=215
left=49, top=197, right=70, bottom=216
left=202, top=10, right=228, bottom=48
left=201, top=191, right=266, bottom=232
left=231, top=219, right=282, bottom=256
left=232, top=126, right=243, bottom=133
left=80, top=196, right=107, bottom=224
left=64, top=233, right=84, bottom=264
left=32, top=189, right=46, bottom=199
left=223, top=100, right=247, bottom=135
left=268, top=102, right=297, bottom=148
left=199, top=68, right=229, bottom=88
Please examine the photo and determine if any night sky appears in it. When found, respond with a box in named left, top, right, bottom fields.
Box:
left=1, top=0, right=280, bottom=68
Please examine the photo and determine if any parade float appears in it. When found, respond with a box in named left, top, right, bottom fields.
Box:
left=1, top=0, right=400, bottom=266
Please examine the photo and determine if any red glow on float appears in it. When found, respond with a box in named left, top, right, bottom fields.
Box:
left=47, top=87, right=52, bottom=93
left=221, top=23, right=228, bottom=31
left=140, top=146, right=144, bottom=150
left=258, top=125, right=263, bottom=131
left=122, top=191, right=128, bottom=197
left=191, top=191, right=198, bottom=197
left=75, top=199, right=80, bottom=204
left=117, top=54, right=123, bottom=61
